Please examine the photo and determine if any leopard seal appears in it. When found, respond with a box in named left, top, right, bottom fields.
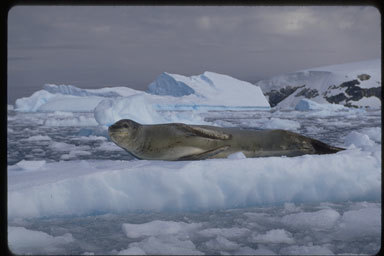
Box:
left=108, top=119, right=344, bottom=160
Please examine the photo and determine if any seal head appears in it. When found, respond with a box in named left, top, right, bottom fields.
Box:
left=108, top=119, right=141, bottom=151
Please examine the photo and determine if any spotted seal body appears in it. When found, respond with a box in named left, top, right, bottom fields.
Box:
left=108, top=119, right=344, bottom=160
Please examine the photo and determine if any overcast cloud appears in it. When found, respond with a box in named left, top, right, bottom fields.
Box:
left=7, top=5, right=380, bottom=103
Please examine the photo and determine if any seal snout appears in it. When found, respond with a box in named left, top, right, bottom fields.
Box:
left=108, top=123, right=120, bottom=133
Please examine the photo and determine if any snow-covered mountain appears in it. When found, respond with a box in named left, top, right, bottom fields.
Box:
left=256, top=59, right=381, bottom=109
left=147, top=71, right=270, bottom=109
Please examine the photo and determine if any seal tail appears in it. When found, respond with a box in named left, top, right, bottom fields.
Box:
left=311, top=139, right=345, bottom=155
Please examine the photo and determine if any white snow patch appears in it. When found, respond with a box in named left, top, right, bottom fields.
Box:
left=352, top=96, right=381, bottom=109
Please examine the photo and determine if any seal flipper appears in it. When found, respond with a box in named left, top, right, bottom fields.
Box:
left=174, top=124, right=232, bottom=140
left=310, top=139, right=345, bottom=154
left=178, top=145, right=231, bottom=160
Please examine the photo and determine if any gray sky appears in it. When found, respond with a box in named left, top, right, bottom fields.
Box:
left=8, top=5, right=381, bottom=103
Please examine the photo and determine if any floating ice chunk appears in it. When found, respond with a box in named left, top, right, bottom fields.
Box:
left=295, top=99, right=346, bottom=111
left=204, top=235, right=240, bottom=251
left=283, top=202, right=301, bottom=213
left=344, top=131, right=375, bottom=148
left=118, top=246, right=146, bottom=255
left=15, top=160, right=46, bottom=171
left=8, top=226, right=74, bottom=255
left=122, top=220, right=202, bottom=238
left=279, top=245, right=334, bottom=255
left=124, top=236, right=203, bottom=255
left=198, top=227, right=250, bottom=239
left=359, top=127, right=381, bottom=143
left=227, top=152, right=247, bottom=159
left=334, top=206, right=381, bottom=240
left=250, top=229, right=294, bottom=244
left=281, top=209, right=340, bottom=230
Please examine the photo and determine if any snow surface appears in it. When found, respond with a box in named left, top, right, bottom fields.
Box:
left=257, top=59, right=381, bottom=108
left=8, top=140, right=380, bottom=219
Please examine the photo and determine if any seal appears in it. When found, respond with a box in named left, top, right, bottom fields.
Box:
left=108, top=119, right=344, bottom=160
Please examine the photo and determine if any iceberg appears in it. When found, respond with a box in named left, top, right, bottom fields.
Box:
left=15, top=84, right=141, bottom=112
left=295, top=99, right=346, bottom=111
left=147, top=71, right=270, bottom=109
left=94, top=71, right=270, bottom=125
left=15, top=72, right=270, bottom=124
